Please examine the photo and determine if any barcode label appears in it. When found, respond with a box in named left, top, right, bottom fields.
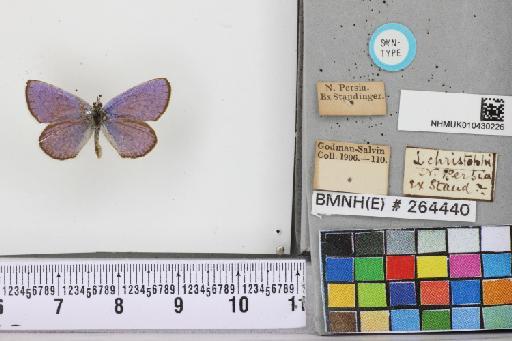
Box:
left=398, top=90, right=511, bottom=136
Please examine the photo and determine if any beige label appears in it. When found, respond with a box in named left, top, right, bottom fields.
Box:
left=317, top=81, right=386, bottom=116
left=403, top=147, right=497, bottom=201
left=313, top=140, right=390, bottom=195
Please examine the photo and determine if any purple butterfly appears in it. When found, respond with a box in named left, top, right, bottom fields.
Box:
left=26, top=78, right=171, bottom=160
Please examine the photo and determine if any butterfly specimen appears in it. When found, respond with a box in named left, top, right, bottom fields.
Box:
left=26, top=78, right=171, bottom=160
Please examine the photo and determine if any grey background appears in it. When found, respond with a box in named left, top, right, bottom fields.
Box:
left=301, top=0, right=512, bottom=334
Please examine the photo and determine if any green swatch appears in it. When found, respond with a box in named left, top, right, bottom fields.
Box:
left=422, top=310, right=450, bottom=330
left=357, top=283, right=386, bottom=307
left=483, top=306, right=512, bottom=329
left=355, top=257, right=384, bottom=281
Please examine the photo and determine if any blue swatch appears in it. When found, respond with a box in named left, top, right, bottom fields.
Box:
left=451, top=280, right=481, bottom=305
left=482, top=253, right=511, bottom=278
left=389, top=282, right=416, bottom=306
left=391, top=309, right=420, bottom=331
left=452, top=307, right=481, bottom=330
left=325, top=257, right=354, bottom=282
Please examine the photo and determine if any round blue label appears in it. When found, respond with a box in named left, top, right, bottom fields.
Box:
left=369, top=23, right=416, bottom=72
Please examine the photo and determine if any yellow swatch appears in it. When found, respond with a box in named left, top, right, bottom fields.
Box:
left=360, top=310, right=390, bottom=332
left=417, top=256, right=448, bottom=278
left=328, top=283, right=355, bottom=308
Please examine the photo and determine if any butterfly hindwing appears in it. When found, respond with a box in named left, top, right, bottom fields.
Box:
left=103, top=78, right=171, bottom=121
left=101, top=118, right=157, bottom=158
left=39, top=120, right=93, bottom=160
left=26, top=80, right=91, bottom=123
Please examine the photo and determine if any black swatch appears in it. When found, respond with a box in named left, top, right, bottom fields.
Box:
left=322, top=232, right=353, bottom=256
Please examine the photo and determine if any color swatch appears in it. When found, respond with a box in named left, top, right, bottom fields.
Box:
left=321, top=225, right=512, bottom=333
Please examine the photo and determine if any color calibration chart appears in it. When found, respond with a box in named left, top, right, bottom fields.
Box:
left=320, top=225, right=512, bottom=333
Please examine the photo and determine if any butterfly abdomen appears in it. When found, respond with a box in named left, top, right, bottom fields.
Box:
left=94, top=127, right=102, bottom=159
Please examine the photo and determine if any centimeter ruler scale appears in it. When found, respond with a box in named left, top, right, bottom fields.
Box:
left=0, top=259, right=306, bottom=330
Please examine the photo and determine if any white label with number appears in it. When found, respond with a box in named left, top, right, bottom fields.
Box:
left=312, top=190, right=476, bottom=222
left=0, top=259, right=306, bottom=330
left=399, top=90, right=512, bottom=136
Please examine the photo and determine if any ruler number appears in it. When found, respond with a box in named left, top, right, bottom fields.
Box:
left=54, top=298, right=63, bottom=314
left=174, top=297, right=183, bottom=313
left=288, top=296, right=305, bottom=312
left=0, top=299, right=3, bottom=314
left=229, top=296, right=248, bottom=313
left=114, top=298, right=124, bottom=314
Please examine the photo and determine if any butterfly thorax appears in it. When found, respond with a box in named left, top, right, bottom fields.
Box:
left=92, top=97, right=107, bottom=128
left=91, top=96, right=106, bottom=158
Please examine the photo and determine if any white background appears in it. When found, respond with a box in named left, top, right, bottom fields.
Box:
left=0, top=0, right=297, bottom=254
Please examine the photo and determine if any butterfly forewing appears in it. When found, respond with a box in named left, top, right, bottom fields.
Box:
left=39, top=120, right=93, bottom=160
left=26, top=80, right=91, bottom=123
left=103, top=78, right=171, bottom=121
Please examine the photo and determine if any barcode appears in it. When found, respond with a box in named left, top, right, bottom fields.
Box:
left=480, top=97, right=505, bottom=122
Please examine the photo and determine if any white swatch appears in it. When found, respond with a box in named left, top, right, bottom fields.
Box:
left=448, top=227, right=480, bottom=253
left=481, top=225, right=511, bottom=252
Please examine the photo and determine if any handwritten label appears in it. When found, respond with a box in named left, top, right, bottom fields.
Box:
left=313, top=140, right=390, bottom=195
left=312, top=191, right=476, bottom=222
left=369, top=23, right=416, bottom=72
left=317, top=82, right=386, bottom=116
left=403, top=147, right=497, bottom=201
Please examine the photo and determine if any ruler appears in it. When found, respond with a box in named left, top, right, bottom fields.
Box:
left=0, top=259, right=306, bottom=330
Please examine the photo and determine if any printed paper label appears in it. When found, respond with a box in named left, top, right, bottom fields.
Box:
left=369, top=23, right=416, bottom=71
left=403, top=147, right=497, bottom=201
left=317, top=82, right=386, bottom=116
left=398, top=90, right=512, bottom=136
left=313, top=140, right=390, bottom=195
left=312, top=190, right=476, bottom=222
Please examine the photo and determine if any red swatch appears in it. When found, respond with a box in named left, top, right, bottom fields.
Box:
left=386, top=255, right=415, bottom=280
left=420, top=280, right=450, bottom=305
